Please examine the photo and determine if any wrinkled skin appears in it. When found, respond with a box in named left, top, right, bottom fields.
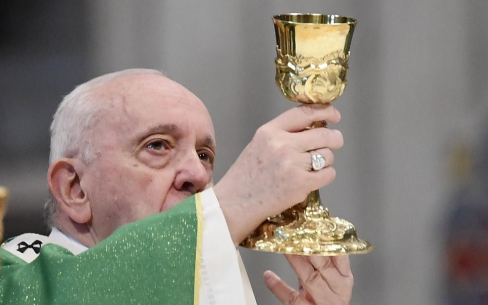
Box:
left=48, top=72, right=352, bottom=305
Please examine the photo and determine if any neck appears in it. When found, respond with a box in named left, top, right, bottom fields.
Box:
left=53, top=214, right=97, bottom=248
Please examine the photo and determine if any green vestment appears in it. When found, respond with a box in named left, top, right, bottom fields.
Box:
left=0, top=195, right=201, bottom=305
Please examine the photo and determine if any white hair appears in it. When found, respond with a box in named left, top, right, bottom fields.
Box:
left=45, top=68, right=165, bottom=227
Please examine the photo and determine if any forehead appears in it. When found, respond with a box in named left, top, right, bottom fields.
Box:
left=92, top=74, right=215, bottom=145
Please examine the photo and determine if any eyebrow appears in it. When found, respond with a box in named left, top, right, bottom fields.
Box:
left=203, top=135, right=217, bottom=152
left=136, top=124, right=180, bottom=141
left=136, top=124, right=216, bottom=151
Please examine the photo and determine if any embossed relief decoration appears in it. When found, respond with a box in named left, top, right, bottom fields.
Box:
left=275, top=47, right=349, bottom=104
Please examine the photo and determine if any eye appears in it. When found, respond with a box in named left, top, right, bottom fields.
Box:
left=146, top=139, right=169, bottom=151
left=198, top=151, right=214, bottom=165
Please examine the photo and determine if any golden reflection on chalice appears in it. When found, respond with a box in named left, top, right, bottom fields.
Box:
left=241, top=14, right=372, bottom=255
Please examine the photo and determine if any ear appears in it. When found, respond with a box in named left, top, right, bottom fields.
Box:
left=47, top=159, right=92, bottom=224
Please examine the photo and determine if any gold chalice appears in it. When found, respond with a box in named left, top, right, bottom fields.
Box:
left=241, top=14, right=372, bottom=255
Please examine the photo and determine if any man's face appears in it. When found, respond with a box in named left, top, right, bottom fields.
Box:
left=80, top=74, right=216, bottom=242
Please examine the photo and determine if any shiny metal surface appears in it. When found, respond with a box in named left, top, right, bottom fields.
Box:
left=241, top=14, right=372, bottom=256
left=241, top=191, right=371, bottom=255
left=273, top=14, right=356, bottom=104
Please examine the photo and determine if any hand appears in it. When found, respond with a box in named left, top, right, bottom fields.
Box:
left=264, top=255, right=353, bottom=305
left=214, top=104, right=344, bottom=244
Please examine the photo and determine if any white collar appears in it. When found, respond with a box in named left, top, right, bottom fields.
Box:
left=49, top=227, right=88, bottom=255
left=2, top=228, right=88, bottom=263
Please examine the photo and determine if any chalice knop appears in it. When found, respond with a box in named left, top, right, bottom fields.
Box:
left=241, top=14, right=372, bottom=255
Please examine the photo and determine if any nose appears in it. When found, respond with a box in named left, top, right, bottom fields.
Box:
left=174, top=151, right=210, bottom=194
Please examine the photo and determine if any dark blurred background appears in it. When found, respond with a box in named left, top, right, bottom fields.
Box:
left=1, top=1, right=487, bottom=304
left=0, top=2, right=89, bottom=237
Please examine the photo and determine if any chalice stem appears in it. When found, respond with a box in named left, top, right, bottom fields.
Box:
left=308, top=120, right=327, bottom=129
left=305, top=189, right=325, bottom=211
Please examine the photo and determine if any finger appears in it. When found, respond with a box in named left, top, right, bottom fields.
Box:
left=285, top=255, right=336, bottom=299
left=285, top=156, right=337, bottom=194
left=297, top=148, right=334, bottom=172
left=298, top=281, right=317, bottom=304
left=264, top=270, right=310, bottom=305
left=310, top=148, right=335, bottom=169
left=306, top=166, right=337, bottom=191
left=309, top=255, right=354, bottom=300
left=331, top=255, right=353, bottom=277
left=271, top=104, right=341, bottom=132
left=290, top=127, right=344, bottom=152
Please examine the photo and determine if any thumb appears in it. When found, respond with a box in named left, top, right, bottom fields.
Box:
left=264, top=270, right=307, bottom=305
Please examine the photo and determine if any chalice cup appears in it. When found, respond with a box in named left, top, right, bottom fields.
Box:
left=241, top=14, right=372, bottom=255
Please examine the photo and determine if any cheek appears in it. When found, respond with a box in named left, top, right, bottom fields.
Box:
left=158, top=187, right=196, bottom=212
left=137, top=172, right=178, bottom=214
left=159, top=196, right=179, bottom=212
left=87, top=162, right=174, bottom=225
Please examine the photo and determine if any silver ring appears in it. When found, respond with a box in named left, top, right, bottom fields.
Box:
left=311, top=153, right=326, bottom=171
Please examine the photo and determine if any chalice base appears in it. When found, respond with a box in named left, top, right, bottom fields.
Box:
left=240, top=191, right=372, bottom=256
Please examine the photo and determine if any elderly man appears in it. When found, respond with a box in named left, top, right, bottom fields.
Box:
left=0, top=69, right=352, bottom=304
